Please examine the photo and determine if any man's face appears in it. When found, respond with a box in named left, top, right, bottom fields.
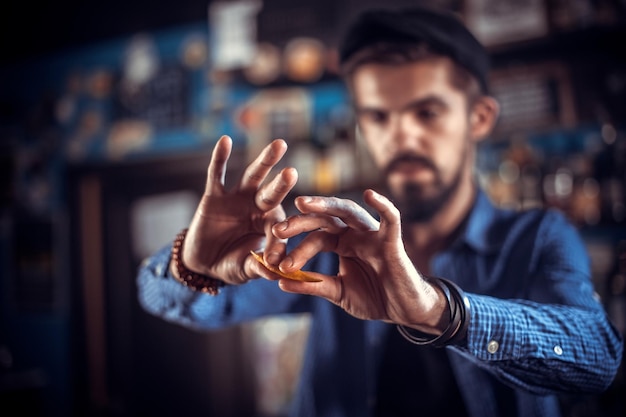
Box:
left=351, top=57, right=475, bottom=222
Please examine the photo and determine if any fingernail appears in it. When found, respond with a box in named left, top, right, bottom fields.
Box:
left=266, top=252, right=281, bottom=265
left=300, top=196, right=312, bottom=204
left=275, top=221, right=288, bottom=231
left=280, top=256, right=294, bottom=270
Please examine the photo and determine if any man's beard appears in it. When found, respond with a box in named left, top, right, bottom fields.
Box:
left=384, top=153, right=464, bottom=223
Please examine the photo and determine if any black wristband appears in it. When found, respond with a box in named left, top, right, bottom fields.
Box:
left=396, top=276, right=469, bottom=348
left=439, top=278, right=470, bottom=345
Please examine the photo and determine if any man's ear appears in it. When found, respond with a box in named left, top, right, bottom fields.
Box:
left=469, top=96, right=500, bottom=143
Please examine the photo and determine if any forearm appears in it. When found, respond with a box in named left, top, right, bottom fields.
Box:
left=452, top=293, right=623, bottom=394
left=137, top=245, right=203, bottom=328
left=137, top=244, right=313, bottom=329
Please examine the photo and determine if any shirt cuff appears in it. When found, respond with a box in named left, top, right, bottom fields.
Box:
left=462, top=293, right=571, bottom=363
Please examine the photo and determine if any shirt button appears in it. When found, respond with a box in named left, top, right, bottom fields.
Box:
left=487, top=340, right=499, bottom=354
left=553, top=345, right=563, bottom=355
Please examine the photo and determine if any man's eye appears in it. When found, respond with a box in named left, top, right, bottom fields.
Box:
left=362, top=111, right=388, bottom=124
left=417, top=108, right=438, bottom=120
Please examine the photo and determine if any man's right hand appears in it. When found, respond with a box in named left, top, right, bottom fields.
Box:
left=170, top=135, right=298, bottom=285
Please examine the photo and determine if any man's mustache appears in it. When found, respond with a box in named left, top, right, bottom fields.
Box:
left=383, top=153, right=437, bottom=177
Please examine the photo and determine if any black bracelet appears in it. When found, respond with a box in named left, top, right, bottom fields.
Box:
left=440, top=278, right=470, bottom=345
left=396, top=278, right=455, bottom=346
left=396, top=276, right=469, bottom=347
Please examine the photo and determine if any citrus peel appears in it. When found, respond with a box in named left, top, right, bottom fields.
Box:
left=250, top=251, right=322, bottom=282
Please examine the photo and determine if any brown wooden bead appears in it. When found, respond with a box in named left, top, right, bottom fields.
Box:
left=171, top=228, right=224, bottom=295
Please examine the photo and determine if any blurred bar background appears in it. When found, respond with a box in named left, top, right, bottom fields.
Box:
left=0, top=0, right=624, bottom=416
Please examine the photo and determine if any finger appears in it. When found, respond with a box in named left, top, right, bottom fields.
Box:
left=278, top=274, right=342, bottom=308
left=363, top=189, right=401, bottom=241
left=250, top=251, right=323, bottom=282
left=272, top=213, right=346, bottom=240
left=239, top=139, right=288, bottom=192
left=278, top=230, right=338, bottom=272
left=205, top=135, right=232, bottom=194
left=262, top=211, right=289, bottom=267
left=255, top=166, right=298, bottom=212
left=247, top=253, right=285, bottom=281
left=294, top=196, right=379, bottom=231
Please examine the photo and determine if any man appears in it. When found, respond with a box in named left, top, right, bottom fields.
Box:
left=137, top=6, right=623, bottom=417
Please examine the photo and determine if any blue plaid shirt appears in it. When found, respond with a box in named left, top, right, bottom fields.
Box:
left=137, top=190, right=623, bottom=417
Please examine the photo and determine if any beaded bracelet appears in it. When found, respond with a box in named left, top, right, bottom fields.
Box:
left=171, top=228, right=225, bottom=295
left=397, top=276, right=470, bottom=347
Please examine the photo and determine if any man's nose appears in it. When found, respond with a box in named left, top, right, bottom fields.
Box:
left=392, top=113, right=425, bottom=151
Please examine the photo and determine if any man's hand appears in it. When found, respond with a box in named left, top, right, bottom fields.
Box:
left=173, top=135, right=298, bottom=285
left=270, top=189, right=449, bottom=334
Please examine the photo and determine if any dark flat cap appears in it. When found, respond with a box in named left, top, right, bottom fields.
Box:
left=339, top=7, right=490, bottom=93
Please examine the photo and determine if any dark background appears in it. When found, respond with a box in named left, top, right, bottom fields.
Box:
left=1, top=0, right=452, bottom=66
left=1, top=0, right=212, bottom=65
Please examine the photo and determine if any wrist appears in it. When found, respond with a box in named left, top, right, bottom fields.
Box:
left=401, top=277, right=451, bottom=334
left=170, top=228, right=225, bottom=295
left=397, top=276, right=470, bottom=347
left=424, top=279, right=453, bottom=333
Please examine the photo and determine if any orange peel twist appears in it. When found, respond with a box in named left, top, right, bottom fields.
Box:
left=250, top=251, right=322, bottom=282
